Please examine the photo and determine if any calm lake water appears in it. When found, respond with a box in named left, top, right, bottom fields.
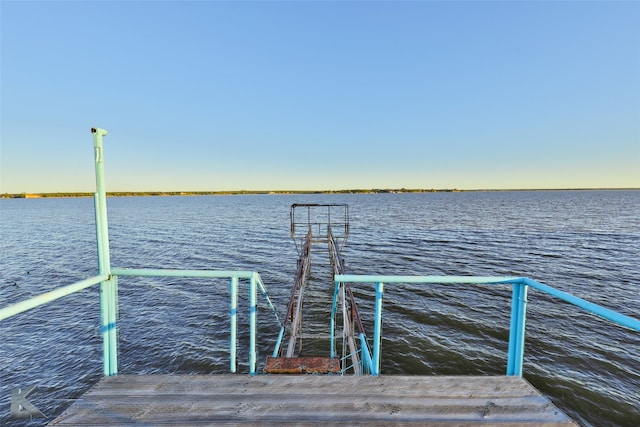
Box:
left=1, top=190, right=639, bottom=426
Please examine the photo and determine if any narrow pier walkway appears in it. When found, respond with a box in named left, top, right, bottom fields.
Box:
left=50, top=374, right=576, bottom=426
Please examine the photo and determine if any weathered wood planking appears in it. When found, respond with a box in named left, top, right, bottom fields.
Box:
left=50, top=375, right=577, bottom=426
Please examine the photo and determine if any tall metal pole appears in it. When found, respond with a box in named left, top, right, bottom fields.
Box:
left=92, top=127, right=118, bottom=376
left=93, top=127, right=110, bottom=274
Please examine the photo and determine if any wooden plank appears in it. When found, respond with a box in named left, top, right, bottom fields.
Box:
left=49, top=375, right=578, bottom=426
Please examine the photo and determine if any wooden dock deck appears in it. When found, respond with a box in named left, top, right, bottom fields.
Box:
left=49, top=374, right=577, bottom=426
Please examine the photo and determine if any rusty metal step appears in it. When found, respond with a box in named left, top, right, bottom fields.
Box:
left=264, top=356, right=341, bottom=374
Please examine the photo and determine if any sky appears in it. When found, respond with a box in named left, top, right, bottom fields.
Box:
left=1, top=1, right=639, bottom=193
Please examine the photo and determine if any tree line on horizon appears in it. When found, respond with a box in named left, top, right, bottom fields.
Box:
left=1, top=188, right=460, bottom=199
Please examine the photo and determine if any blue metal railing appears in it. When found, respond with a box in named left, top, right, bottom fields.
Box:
left=333, top=275, right=640, bottom=377
left=112, top=268, right=282, bottom=375
left=3, top=127, right=638, bottom=383
left=0, top=128, right=283, bottom=377
left=0, top=269, right=282, bottom=376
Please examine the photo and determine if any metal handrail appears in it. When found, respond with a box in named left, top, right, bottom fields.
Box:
left=1, top=268, right=282, bottom=376
left=6, top=127, right=637, bottom=385
left=333, top=275, right=640, bottom=377
left=0, top=275, right=108, bottom=321
left=328, top=226, right=367, bottom=374
left=274, top=227, right=312, bottom=358
left=113, top=268, right=282, bottom=374
left=2, top=128, right=285, bottom=377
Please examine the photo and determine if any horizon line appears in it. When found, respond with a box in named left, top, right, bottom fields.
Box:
left=2, top=187, right=639, bottom=198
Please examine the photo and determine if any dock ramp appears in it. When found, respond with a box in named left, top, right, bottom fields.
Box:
left=267, top=204, right=358, bottom=375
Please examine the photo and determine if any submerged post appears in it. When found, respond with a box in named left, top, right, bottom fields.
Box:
left=92, top=127, right=118, bottom=376
left=506, top=281, right=528, bottom=376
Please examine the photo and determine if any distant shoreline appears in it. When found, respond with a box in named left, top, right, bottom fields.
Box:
left=2, top=188, right=638, bottom=199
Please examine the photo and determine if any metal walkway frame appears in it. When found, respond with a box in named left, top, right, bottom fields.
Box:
left=269, top=203, right=366, bottom=374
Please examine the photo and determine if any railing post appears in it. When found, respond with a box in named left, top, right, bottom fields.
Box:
left=92, top=127, right=118, bottom=376
left=272, top=326, right=285, bottom=358
left=106, top=275, right=118, bottom=375
left=372, top=282, right=384, bottom=376
left=507, top=281, right=528, bottom=376
left=229, top=276, right=238, bottom=373
left=330, top=279, right=341, bottom=358
left=249, top=274, right=257, bottom=375
left=359, top=332, right=372, bottom=374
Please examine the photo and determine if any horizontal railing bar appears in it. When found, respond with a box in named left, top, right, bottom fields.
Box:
left=522, top=277, right=640, bottom=332
left=0, top=274, right=109, bottom=321
left=335, top=275, right=520, bottom=284
left=111, top=268, right=256, bottom=279
left=335, top=275, right=640, bottom=332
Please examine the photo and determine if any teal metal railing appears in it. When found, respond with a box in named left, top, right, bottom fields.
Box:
left=111, top=268, right=282, bottom=375
left=3, top=127, right=638, bottom=382
left=0, top=270, right=281, bottom=376
left=0, top=127, right=283, bottom=377
left=332, top=275, right=640, bottom=376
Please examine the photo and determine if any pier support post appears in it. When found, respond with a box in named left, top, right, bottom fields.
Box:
left=92, top=127, right=118, bottom=376
left=507, top=280, right=528, bottom=376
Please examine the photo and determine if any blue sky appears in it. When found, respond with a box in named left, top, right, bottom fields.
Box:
left=1, top=1, right=639, bottom=192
